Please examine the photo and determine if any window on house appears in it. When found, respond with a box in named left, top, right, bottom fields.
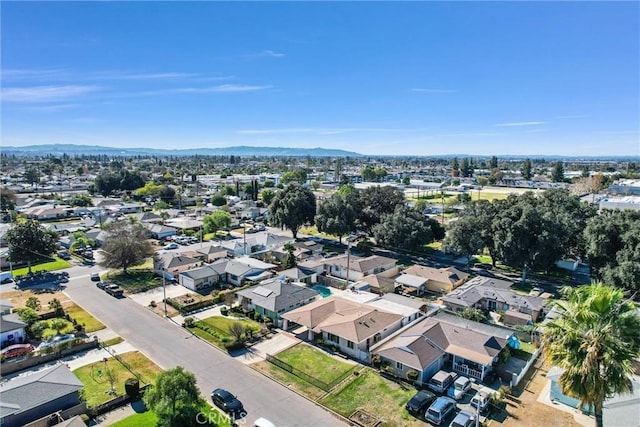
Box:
left=347, top=341, right=354, bottom=349
left=396, top=361, right=404, bottom=370
left=327, top=333, right=339, bottom=343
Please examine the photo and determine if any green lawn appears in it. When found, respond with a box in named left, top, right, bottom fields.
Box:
left=102, top=336, right=124, bottom=347
left=73, top=351, right=162, bottom=408
left=276, top=343, right=356, bottom=385
left=110, top=410, right=158, bottom=427
left=64, top=302, right=105, bottom=333
left=252, top=360, right=329, bottom=400
left=471, top=191, right=511, bottom=201
left=319, top=369, right=422, bottom=427
left=104, top=269, right=158, bottom=294
left=12, top=257, right=71, bottom=277
left=42, top=319, right=75, bottom=339
left=199, top=315, right=262, bottom=336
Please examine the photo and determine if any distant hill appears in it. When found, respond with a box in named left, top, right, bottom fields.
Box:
left=0, top=144, right=363, bottom=157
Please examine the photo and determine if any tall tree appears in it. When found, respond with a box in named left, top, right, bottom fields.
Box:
left=281, top=169, right=308, bottom=185
left=552, top=161, right=565, bottom=182
left=521, top=158, right=532, bottom=180
left=489, top=155, right=498, bottom=170
left=144, top=366, right=203, bottom=427
left=99, top=221, right=154, bottom=274
left=268, top=183, right=316, bottom=239
left=282, top=242, right=297, bottom=269
left=542, top=283, right=640, bottom=427
left=202, top=211, right=232, bottom=234
left=315, top=192, right=359, bottom=242
left=0, top=188, right=17, bottom=211
left=444, top=215, right=485, bottom=268
left=372, top=205, right=444, bottom=251
left=6, top=220, right=57, bottom=274
left=357, top=186, right=405, bottom=233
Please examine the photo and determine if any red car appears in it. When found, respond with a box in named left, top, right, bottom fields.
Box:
left=1, top=343, right=33, bottom=359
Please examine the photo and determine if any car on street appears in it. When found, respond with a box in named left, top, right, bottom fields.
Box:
left=57, top=250, right=71, bottom=260
left=105, top=284, right=124, bottom=297
left=425, top=396, right=457, bottom=425
left=96, top=281, right=110, bottom=290
left=447, top=376, right=472, bottom=400
left=211, top=388, right=245, bottom=416
left=449, top=410, right=476, bottom=427
left=405, top=390, right=436, bottom=416
left=164, top=243, right=179, bottom=250
left=90, top=272, right=100, bottom=281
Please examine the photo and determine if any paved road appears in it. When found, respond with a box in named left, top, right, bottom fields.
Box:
left=61, top=265, right=345, bottom=427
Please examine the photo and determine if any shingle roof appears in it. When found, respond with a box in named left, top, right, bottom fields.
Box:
left=236, top=282, right=319, bottom=312
left=180, top=265, right=220, bottom=280
left=403, top=265, right=469, bottom=285
left=0, top=365, right=82, bottom=419
left=0, top=313, right=27, bottom=333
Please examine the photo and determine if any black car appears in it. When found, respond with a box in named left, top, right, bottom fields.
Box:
left=211, top=388, right=245, bottom=416
left=405, top=390, right=436, bottom=416
left=96, top=281, right=109, bottom=290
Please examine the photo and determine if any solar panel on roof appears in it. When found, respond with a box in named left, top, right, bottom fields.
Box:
left=253, top=286, right=274, bottom=297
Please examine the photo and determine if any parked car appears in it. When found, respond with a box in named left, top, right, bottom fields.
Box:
left=164, top=243, right=179, bottom=250
left=428, top=370, right=457, bottom=394
left=37, top=334, right=76, bottom=351
left=105, top=284, right=124, bottom=297
left=90, top=272, right=100, bottom=281
left=211, top=388, right=245, bottom=416
left=447, top=376, right=472, bottom=400
left=425, top=396, right=457, bottom=425
left=1, top=343, right=33, bottom=359
left=449, top=410, right=476, bottom=427
left=57, top=250, right=71, bottom=260
left=96, top=281, right=110, bottom=290
left=470, top=387, right=493, bottom=413
left=405, top=390, right=436, bottom=416
left=253, top=418, right=276, bottom=427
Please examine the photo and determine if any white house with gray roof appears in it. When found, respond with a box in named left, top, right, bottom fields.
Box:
left=0, top=364, right=84, bottom=427
left=0, top=313, right=26, bottom=347
left=236, top=280, right=320, bottom=327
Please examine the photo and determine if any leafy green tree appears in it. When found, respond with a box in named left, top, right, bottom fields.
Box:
left=268, top=183, right=316, bottom=239
left=263, top=180, right=275, bottom=188
left=16, top=307, right=39, bottom=326
left=202, top=211, right=232, bottom=234
left=143, top=366, right=203, bottom=427
left=357, top=186, right=405, bottom=233
left=210, top=193, right=227, bottom=207
left=373, top=205, right=444, bottom=251
left=0, top=188, right=17, bottom=211
left=261, top=189, right=275, bottom=205
left=551, top=161, right=565, bottom=182
left=50, top=318, right=68, bottom=335
left=315, top=192, right=359, bottom=243
left=451, top=157, right=460, bottom=177
left=6, top=219, right=57, bottom=274
left=26, top=297, right=41, bottom=312
left=282, top=242, right=297, bottom=269
left=48, top=298, right=64, bottom=316
left=460, top=158, right=472, bottom=178
left=542, top=283, right=640, bottom=427
left=458, top=307, right=486, bottom=323
left=158, top=185, right=176, bottom=205
left=521, top=158, right=533, bottom=180
left=99, top=221, right=154, bottom=274
left=68, top=194, right=93, bottom=207
left=489, top=155, right=498, bottom=169
left=95, top=172, right=121, bottom=196
left=281, top=169, right=308, bottom=185
left=444, top=216, right=485, bottom=268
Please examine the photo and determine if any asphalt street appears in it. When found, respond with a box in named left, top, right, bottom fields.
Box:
left=61, top=264, right=346, bottom=427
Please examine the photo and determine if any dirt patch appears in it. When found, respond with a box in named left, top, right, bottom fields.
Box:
left=350, top=409, right=381, bottom=427
left=495, top=357, right=583, bottom=427
left=0, top=288, right=72, bottom=310
left=147, top=300, right=180, bottom=318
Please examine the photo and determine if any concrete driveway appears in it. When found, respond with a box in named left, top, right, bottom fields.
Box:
left=234, top=332, right=300, bottom=365
left=127, top=283, right=190, bottom=307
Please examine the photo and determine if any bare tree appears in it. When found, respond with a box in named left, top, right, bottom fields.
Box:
left=228, top=322, right=245, bottom=342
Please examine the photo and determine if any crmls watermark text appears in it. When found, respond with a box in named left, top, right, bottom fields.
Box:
left=195, top=411, right=248, bottom=425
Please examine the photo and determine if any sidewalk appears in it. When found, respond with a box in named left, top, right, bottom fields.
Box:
left=88, top=400, right=148, bottom=426
left=172, top=303, right=225, bottom=324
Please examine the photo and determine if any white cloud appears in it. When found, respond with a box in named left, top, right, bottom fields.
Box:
left=23, top=103, right=81, bottom=113
left=244, top=50, right=286, bottom=59
left=175, top=84, right=272, bottom=93
left=410, top=88, right=457, bottom=94
left=236, top=127, right=419, bottom=135
left=1, top=85, right=100, bottom=102
left=495, top=121, right=545, bottom=127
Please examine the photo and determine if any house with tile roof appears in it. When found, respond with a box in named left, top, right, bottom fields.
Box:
left=371, top=312, right=512, bottom=384
left=321, top=254, right=398, bottom=282
left=0, top=364, right=84, bottom=427
left=396, top=265, right=469, bottom=295
left=281, top=295, right=404, bottom=361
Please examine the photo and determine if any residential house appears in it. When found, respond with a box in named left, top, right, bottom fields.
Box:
left=281, top=295, right=404, bottom=361
left=196, top=245, right=229, bottom=263
left=0, top=364, right=84, bottom=427
left=236, top=280, right=320, bottom=327
left=164, top=217, right=203, bottom=232
left=179, top=265, right=222, bottom=291
left=357, top=274, right=399, bottom=295
left=0, top=313, right=27, bottom=347
left=441, top=277, right=546, bottom=325
left=154, top=254, right=203, bottom=280
left=322, top=254, right=398, bottom=282
left=279, top=266, right=317, bottom=284
left=106, top=202, right=144, bottom=214
left=0, top=299, right=13, bottom=315
left=208, top=257, right=277, bottom=287
left=396, top=265, right=469, bottom=295
left=371, top=312, right=512, bottom=384
left=148, top=224, right=178, bottom=240
left=133, top=212, right=163, bottom=223
left=23, top=204, right=75, bottom=221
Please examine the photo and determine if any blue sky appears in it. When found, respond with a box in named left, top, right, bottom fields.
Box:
left=2, top=1, right=639, bottom=157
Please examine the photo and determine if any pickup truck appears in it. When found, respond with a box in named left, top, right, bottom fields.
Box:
left=105, top=284, right=124, bottom=297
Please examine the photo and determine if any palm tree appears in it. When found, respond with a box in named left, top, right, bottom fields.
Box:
left=542, top=282, right=640, bottom=427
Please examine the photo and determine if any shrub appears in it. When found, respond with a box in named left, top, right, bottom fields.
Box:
left=224, top=341, right=245, bottom=352
left=220, top=307, right=229, bottom=316
left=406, top=369, right=419, bottom=382
left=371, top=354, right=382, bottom=369
left=183, top=317, right=195, bottom=327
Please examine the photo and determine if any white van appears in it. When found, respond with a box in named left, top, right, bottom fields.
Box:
left=253, top=418, right=276, bottom=427
left=471, top=387, right=494, bottom=413
left=428, top=370, right=457, bottom=394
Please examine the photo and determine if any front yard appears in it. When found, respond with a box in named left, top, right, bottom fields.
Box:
left=73, top=351, right=162, bottom=408
left=187, top=315, right=264, bottom=349
left=63, top=301, right=106, bottom=333
left=10, top=257, right=72, bottom=277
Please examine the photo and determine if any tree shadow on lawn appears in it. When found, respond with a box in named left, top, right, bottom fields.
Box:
left=131, top=399, right=148, bottom=413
